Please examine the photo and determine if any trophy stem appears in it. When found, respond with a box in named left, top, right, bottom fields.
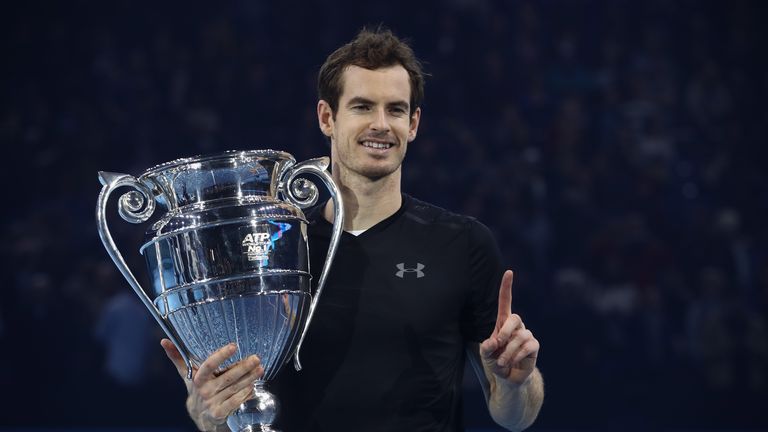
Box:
left=226, top=381, right=280, bottom=432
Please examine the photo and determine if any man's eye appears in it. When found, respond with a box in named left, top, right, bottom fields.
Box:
left=352, top=105, right=370, bottom=111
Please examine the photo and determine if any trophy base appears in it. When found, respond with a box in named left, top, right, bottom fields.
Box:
left=226, top=382, right=280, bottom=432
left=229, top=427, right=279, bottom=432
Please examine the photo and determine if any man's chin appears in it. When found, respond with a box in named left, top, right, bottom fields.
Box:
left=358, top=165, right=400, bottom=181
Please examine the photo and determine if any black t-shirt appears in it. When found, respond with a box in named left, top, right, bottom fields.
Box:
left=272, top=194, right=504, bottom=432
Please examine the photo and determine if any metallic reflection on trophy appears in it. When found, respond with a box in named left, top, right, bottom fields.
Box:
left=96, top=151, right=344, bottom=432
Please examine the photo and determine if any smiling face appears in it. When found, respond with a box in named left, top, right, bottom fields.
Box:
left=318, top=65, right=421, bottom=181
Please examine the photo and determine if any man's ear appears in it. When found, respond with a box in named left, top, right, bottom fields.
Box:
left=317, top=100, right=334, bottom=138
left=408, top=106, right=421, bottom=142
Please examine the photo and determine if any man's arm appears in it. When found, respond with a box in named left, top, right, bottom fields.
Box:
left=470, top=270, right=544, bottom=431
left=467, top=344, right=544, bottom=431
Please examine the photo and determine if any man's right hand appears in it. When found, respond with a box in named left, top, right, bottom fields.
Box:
left=161, top=339, right=264, bottom=431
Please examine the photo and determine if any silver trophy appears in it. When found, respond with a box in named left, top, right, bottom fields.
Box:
left=96, top=150, right=344, bottom=432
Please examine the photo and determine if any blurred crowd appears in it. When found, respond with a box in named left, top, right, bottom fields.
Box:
left=2, top=0, right=766, bottom=429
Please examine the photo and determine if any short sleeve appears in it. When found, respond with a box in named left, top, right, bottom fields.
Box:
left=461, top=219, right=505, bottom=343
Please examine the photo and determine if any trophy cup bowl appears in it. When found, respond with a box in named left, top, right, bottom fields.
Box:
left=96, top=150, right=344, bottom=432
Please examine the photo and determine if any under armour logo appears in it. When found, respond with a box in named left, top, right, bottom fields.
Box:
left=395, top=263, right=426, bottom=278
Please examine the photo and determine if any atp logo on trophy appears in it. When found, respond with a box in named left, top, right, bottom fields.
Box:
left=241, top=221, right=293, bottom=264
left=242, top=231, right=271, bottom=261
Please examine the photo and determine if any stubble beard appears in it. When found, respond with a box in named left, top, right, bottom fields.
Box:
left=333, top=139, right=406, bottom=182
left=343, top=156, right=403, bottom=182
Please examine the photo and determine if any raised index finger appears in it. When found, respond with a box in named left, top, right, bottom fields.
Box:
left=196, top=343, right=237, bottom=383
left=496, top=270, right=514, bottom=323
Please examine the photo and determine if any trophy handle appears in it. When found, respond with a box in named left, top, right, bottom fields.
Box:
left=96, top=171, right=194, bottom=379
left=280, top=157, right=345, bottom=371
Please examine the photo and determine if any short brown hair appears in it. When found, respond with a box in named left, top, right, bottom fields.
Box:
left=318, top=27, right=425, bottom=117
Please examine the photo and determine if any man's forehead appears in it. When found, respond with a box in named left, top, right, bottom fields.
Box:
left=338, top=64, right=411, bottom=103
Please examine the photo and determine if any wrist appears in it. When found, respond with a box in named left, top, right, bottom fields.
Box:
left=490, top=368, right=538, bottom=407
left=187, top=400, right=217, bottom=432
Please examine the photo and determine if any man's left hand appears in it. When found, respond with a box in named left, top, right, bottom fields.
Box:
left=479, top=270, right=540, bottom=386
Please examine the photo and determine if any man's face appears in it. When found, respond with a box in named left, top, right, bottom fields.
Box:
left=318, top=65, right=421, bottom=181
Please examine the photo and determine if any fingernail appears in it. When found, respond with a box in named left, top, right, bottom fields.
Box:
left=228, top=343, right=237, bottom=352
left=497, top=359, right=507, bottom=367
left=249, top=355, right=260, bottom=366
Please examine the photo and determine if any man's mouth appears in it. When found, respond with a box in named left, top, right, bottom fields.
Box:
left=359, top=140, right=394, bottom=150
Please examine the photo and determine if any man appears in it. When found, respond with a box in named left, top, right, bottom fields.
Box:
left=162, top=28, right=544, bottom=431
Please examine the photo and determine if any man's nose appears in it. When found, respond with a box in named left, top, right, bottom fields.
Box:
left=369, top=107, right=391, bottom=132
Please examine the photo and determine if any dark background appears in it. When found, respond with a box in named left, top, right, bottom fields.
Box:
left=1, top=0, right=767, bottom=430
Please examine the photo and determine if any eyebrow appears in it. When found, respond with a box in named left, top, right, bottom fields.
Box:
left=346, top=96, right=410, bottom=111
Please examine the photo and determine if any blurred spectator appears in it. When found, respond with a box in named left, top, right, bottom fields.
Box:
left=94, top=263, right=156, bottom=387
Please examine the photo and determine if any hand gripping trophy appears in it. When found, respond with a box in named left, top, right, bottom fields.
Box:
left=96, top=151, right=344, bottom=432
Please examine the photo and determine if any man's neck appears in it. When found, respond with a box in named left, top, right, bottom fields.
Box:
left=323, top=165, right=402, bottom=231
